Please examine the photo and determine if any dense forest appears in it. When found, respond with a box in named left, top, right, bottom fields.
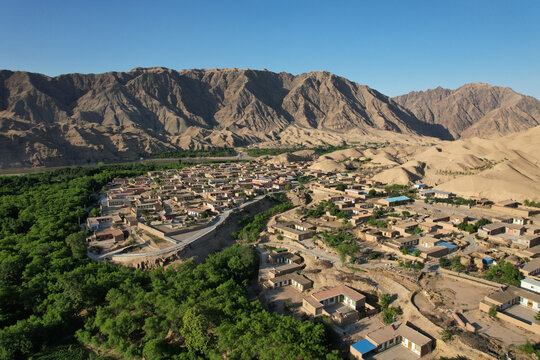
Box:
left=0, top=163, right=340, bottom=359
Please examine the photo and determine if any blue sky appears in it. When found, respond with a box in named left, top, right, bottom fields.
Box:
left=1, top=0, right=539, bottom=98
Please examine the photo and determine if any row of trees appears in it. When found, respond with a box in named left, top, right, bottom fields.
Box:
left=246, top=145, right=350, bottom=157
left=146, top=147, right=237, bottom=159
left=456, top=218, right=491, bottom=233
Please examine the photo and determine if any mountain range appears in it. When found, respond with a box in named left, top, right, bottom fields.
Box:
left=1, top=67, right=539, bottom=168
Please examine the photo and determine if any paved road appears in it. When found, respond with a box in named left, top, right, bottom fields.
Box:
left=462, top=234, right=478, bottom=255
left=89, top=194, right=267, bottom=260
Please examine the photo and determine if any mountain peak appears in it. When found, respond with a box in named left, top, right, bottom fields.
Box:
left=393, top=83, right=540, bottom=139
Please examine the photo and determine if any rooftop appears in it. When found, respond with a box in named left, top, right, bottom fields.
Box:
left=522, top=258, right=540, bottom=272
left=312, top=284, right=365, bottom=302
left=383, top=196, right=411, bottom=203
left=367, top=322, right=431, bottom=347
left=351, top=339, right=377, bottom=355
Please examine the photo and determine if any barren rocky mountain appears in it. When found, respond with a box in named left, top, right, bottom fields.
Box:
left=0, top=67, right=449, bottom=168
left=393, top=83, right=540, bottom=139
left=0, top=67, right=538, bottom=168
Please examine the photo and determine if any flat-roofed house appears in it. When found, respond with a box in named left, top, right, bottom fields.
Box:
left=392, top=222, right=418, bottom=236
left=93, top=228, right=125, bottom=242
left=480, top=285, right=540, bottom=313
left=187, top=208, right=208, bottom=218
left=390, top=235, right=420, bottom=250
left=478, top=222, right=507, bottom=237
left=350, top=322, right=433, bottom=359
left=418, top=236, right=440, bottom=248
left=350, top=212, right=372, bottom=226
left=378, top=196, right=413, bottom=207
left=519, top=245, right=540, bottom=258
left=302, top=295, right=324, bottom=316
left=303, top=285, right=366, bottom=326
left=267, top=262, right=303, bottom=278
left=417, top=222, right=440, bottom=233
left=380, top=229, right=399, bottom=238
left=363, top=229, right=382, bottom=242
left=522, top=278, right=540, bottom=294
left=270, top=222, right=315, bottom=241
left=267, top=251, right=302, bottom=265
left=86, top=215, right=122, bottom=231
left=419, top=190, right=455, bottom=199
left=491, top=201, right=540, bottom=217
left=506, top=223, right=525, bottom=236
left=512, top=234, right=540, bottom=248
left=521, top=258, right=540, bottom=277
left=450, top=215, right=468, bottom=225
left=267, top=273, right=313, bottom=292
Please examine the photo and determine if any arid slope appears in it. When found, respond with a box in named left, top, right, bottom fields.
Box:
left=393, top=83, right=540, bottom=139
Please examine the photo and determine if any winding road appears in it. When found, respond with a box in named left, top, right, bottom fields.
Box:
left=88, top=194, right=267, bottom=261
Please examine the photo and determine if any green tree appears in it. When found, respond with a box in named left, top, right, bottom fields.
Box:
left=450, top=256, right=466, bottom=272
left=401, top=246, right=410, bottom=255
left=439, top=257, right=450, bottom=268
left=441, top=329, right=453, bottom=342
left=65, top=231, right=88, bottom=259
left=488, top=305, right=498, bottom=318
left=382, top=307, right=398, bottom=324
left=380, top=294, right=391, bottom=309
left=181, top=308, right=210, bottom=354
left=484, top=258, right=524, bottom=286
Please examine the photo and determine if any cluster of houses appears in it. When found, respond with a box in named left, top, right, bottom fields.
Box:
left=82, top=156, right=540, bottom=357
left=86, top=162, right=320, bottom=244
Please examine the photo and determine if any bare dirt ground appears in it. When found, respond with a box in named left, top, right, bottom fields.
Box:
left=420, top=273, right=540, bottom=356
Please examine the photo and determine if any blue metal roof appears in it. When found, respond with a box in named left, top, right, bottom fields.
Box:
left=438, top=241, right=457, bottom=249
left=351, top=339, right=377, bottom=354
left=483, top=257, right=494, bottom=264
left=383, top=196, right=411, bottom=202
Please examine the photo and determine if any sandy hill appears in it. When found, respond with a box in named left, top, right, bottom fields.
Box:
left=334, top=126, right=540, bottom=201
left=267, top=150, right=320, bottom=165
left=393, top=83, right=540, bottom=139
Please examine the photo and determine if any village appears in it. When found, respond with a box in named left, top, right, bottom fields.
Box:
left=85, top=156, right=540, bottom=359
